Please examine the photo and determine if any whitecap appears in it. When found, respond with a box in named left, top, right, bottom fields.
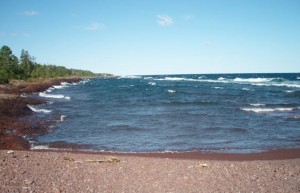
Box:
left=27, top=105, right=52, bottom=113
left=60, top=115, right=66, bottom=121
left=144, top=77, right=153, bottom=80
left=155, top=77, right=196, bottom=82
left=233, top=77, right=273, bottom=83
left=53, top=85, right=66, bottom=89
left=297, top=77, right=300, bottom=80
left=214, top=87, right=223, bottom=89
left=164, top=77, right=187, bottom=81
left=253, top=83, right=300, bottom=88
left=20, top=93, right=27, bottom=97
left=285, top=90, right=295, bottom=93
left=242, top=88, right=250, bottom=91
left=39, top=92, right=70, bottom=100
left=250, top=103, right=265, bottom=107
left=64, top=96, right=71, bottom=100
left=218, top=77, right=226, bottom=81
left=241, top=107, right=294, bottom=113
left=121, top=75, right=142, bottom=79
left=167, top=89, right=176, bottom=93
left=80, top=79, right=90, bottom=84
left=148, top=82, right=157, bottom=86
left=46, top=87, right=54, bottom=92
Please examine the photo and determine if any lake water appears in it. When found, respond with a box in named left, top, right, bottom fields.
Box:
left=27, top=73, right=300, bottom=153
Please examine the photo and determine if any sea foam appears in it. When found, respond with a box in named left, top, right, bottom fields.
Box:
left=167, top=89, right=176, bottom=93
left=39, top=92, right=70, bottom=100
left=241, top=107, right=294, bottom=113
left=148, top=82, right=157, bottom=86
left=27, top=105, right=52, bottom=113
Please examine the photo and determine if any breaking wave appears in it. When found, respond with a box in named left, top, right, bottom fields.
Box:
left=241, top=107, right=294, bottom=113
left=27, top=105, right=52, bottom=113
left=153, top=76, right=300, bottom=88
left=39, top=92, right=71, bottom=100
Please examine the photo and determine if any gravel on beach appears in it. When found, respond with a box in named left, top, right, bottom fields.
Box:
left=1, top=150, right=299, bottom=192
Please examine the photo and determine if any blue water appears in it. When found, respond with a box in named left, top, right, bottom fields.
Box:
left=28, top=73, right=300, bottom=153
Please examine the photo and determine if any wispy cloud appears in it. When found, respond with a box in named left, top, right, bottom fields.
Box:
left=24, top=33, right=30, bottom=38
left=0, top=33, right=5, bottom=37
left=23, top=10, right=38, bottom=16
left=204, top=41, right=213, bottom=47
left=157, top=14, right=174, bottom=27
left=84, top=22, right=106, bottom=31
left=183, top=14, right=194, bottom=21
left=11, top=32, right=18, bottom=37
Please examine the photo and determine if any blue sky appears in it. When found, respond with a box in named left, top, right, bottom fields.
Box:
left=1, top=0, right=299, bottom=75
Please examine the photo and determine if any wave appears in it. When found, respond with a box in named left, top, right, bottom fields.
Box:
left=285, top=90, right=295, bottom=93
left=148, top=82, right=157, bottom=86
left=53, top=85, right=67, bottom=89
left=250, top=103, right=265, bottom=107
left=233, top=77, right=273, bottom=83
left=242, top=88, right=251, bottom=91
left=167, top=89, right=176, bottom=93
left=154, top=76, right=300, bottom=88
left=164, top=100, right=215, bottom=106
left=241, top=107, right=294, bottom=113
left=60, top=115, right=66, bottom=122
left=31, top=144, right=50, bottom=150
left=39, top=92, right=71, bottom=100
left=27, top=105, right=52, bottom=113
left=120, top=75, right=142, bottom=79
left=80, top=79, right=90, bottom=84
left=218, top=77, right=226, bottom=81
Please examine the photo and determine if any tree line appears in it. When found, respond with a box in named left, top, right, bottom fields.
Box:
left=0, top=45, right=97, bottom=84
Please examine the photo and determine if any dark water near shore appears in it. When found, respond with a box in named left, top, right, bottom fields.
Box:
left=27, top=73, right=300, bottom=153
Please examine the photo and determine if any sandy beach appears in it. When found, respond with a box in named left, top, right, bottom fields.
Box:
left=1, top=150, right=300, bottom=192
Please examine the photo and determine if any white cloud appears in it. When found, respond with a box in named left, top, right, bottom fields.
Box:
left=84, top=22, right=106, bottom=31
left=157, top=14, right=174, bottom=27
left=23, top=10, right=38, bottom=16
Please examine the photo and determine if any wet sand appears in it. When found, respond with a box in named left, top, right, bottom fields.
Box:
left=1, top=78, right=300, bottom=192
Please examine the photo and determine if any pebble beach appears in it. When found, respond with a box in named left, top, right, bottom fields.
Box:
left=1, top=150, right=300, bottom=192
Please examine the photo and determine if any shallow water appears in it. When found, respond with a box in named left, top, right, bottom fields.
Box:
left=28, top=73, right=300, bottom=153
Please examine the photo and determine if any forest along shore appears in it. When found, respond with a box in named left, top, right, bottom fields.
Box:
left=0, top=77, right=83, bottom=150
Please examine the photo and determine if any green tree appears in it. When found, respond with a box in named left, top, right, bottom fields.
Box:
left=0, top=45, right=19, bottom=83
left=20, top=49, right=35, bottom=79
left=0, top=45, right=97, bottom=83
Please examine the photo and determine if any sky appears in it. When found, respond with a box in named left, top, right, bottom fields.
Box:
left=0, top=0, right=300, bottom=75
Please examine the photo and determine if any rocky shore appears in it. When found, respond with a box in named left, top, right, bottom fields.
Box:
left=0, top=77, right=82, bottom=150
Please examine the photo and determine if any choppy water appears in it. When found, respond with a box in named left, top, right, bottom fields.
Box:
left=27, top=73, right=300, bottom=153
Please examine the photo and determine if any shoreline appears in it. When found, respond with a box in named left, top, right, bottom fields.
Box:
left=32, top=147, right=300, bottom=161
left=1, top=77, right=300, bottom=161
left=0, top=77, right=83, bottom=150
